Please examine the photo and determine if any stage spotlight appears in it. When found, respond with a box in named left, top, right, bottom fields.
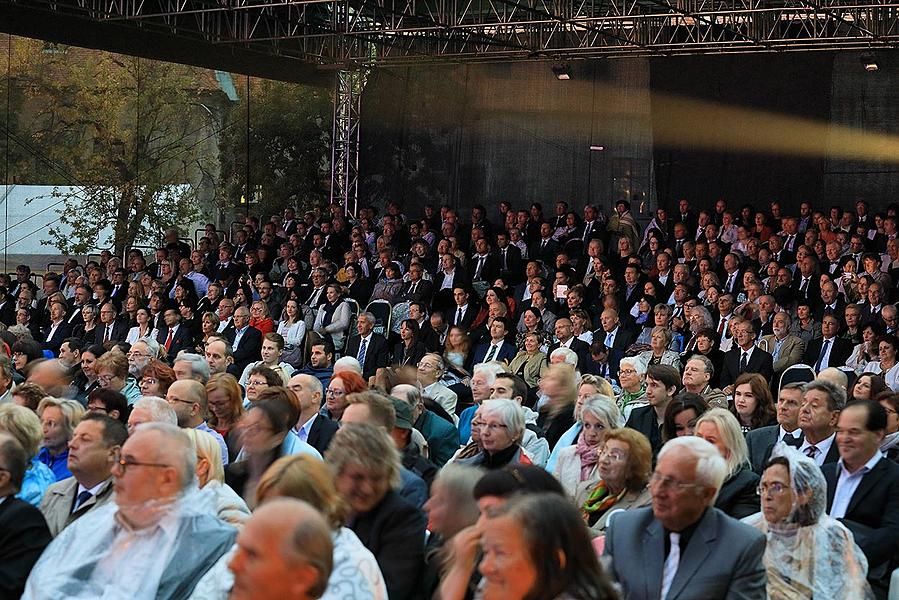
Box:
left=861, top=53, right=879, bottom=72
left=552, top=64, right=571, bottom=80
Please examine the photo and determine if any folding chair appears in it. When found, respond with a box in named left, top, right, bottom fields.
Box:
left=366, top=299, right=393, bottom=338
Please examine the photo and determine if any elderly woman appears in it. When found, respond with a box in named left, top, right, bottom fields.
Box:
left=323, top=371, right=368, bottom=422
left=0, top=404, right=56, bottom=505
left=36, top=398, right=85, bottom=482
left=554, top=395, right=621, bottom=504
left=695, top=408, right=760, bottom=519
left=248, top=299, right=275, bottom=336
left=183, top=427, right=250, bottom=527
left=639, top=326, right=682, bottom=371
left=538, top=363, right=578, bottom=449
left=509, top=332, right=547, bottom=391
left=313, top=283, right=352, bottom=353
left=457, top=399, right=532, bottom=469
left=616, top=355, right=648, bottom=421
left=581, top=427, right=653, bottom=533
left=730, top=373, right=777, bottom=433
left=744, top=446, right=872, bottom=599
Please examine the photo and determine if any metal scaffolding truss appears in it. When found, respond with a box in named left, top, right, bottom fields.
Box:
left=5, top=0, right=899, bottom=66
left=330, top=68, right=366, bottom=217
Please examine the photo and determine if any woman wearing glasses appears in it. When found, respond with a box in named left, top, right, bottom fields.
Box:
left=743, top=445, right=872, bottom=599
left=455, top=399, right=533, bottom=469
left=581, top=428, right=652, bottom=533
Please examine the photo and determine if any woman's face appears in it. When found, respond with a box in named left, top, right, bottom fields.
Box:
left=523, top=334, right=539, bottom=354
left=286, top=300, right=298, bottom=319
left=136, top=309, right=149, bottom=324
left=695, top=421, right=729, bottom=460
left=174, top=286, right=185, bottom=301
left=241, top=407, right=278, bottom=455
left=480, top=412, right=514, bottom=453
left=880, top=399, right=899, bottom=434
left=760, top=463, right=793, bottom=524
left=207, top=389, right=234, bottom=424
left=202, top=316, right=216, bottom=334
left=486, top=290, right=498, bottom=304
left=854, top=375, right=874, bottom=400
left=618, top=363, right=641, bottom=392
left=598, top=438, right=630, bottom=488
left=733, top=383, right=758, bottom=420
left=863, top=327, right=875, bottom=343
left=523, top=311, right=538, bottom=329
left=880, top=341, right=897, bottom=364
left=139, top=374, right=162, bottom=397
left=581, top=410, right=605, bottom=446
left=81, top=352, right=98, bottom=379
left=12, top=351, right=26, bottom=371
left=796, top=305, right=810, bottom=320
left=570, top=313, right=583, bottom=332
left=673, top=408, right=699, bottom=437
left=325, top=378, right=348, bottom=417
left=576, top=384, right=599, bottom=417
left=478, top=515, right=537, bottom=600
left=705, top=287, right=719, bottom=304
left=650, top=331, right=666, bottom=353
left=16, top=309, right=28, bottom=325
left=448, top=328, right=464, bottom=348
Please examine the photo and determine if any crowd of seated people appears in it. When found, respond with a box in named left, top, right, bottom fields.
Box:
left=0, top=198, right=898, bottom=598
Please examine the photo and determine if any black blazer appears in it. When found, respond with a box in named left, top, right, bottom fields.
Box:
left=715, top=465, right=760, bottom=520
left=802, top=337, right=853, bottom=371
left=745, top=425, right=804, bottom=474
left=398, top=279, right=434, bottom=305
left=93, top=319, right=130, bottom=345
left=156, top=323, right=195, bottom=363
left=42, top=321, right=73, bottom=354
left=529, top=238, right=559, bottom=264
left=497, top=244, right=524, bottom=284
left=306, top=414, right=339, bottom=455
left=393, top=341, right=428, bottom=369
left=344, top=333, right=391, bottom=380
left=448, top=304, right=477, bottom=330
left=720, top=346, right=774, bottom=389
left=0, top=496, right=52, bottom=598
left=823, top=456, right=899, bottom=569
left=546, top=338, right=591, bottom=372
left=624, top=405, right=664, bottom=457
left=225, top=325, right=263, bottom=376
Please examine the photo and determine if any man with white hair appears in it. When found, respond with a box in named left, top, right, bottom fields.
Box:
left=416, top=353, right=458, bottom=417
left=126, top=396, right=177, bottom=435
left=24, top=423, right=236, bottom=598
left=332, top=356, right=362, bottom=376
left=127, top=338, right=159, bottom=378
left=392, top=383, right=458, bottom=467
left=166, top=379, right=228, bottom=466
left=604, top=436, right=766, bottom=599
left=456, top=361, right=505, bottom=444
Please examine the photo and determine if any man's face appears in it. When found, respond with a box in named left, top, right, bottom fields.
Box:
left=99, top=305, right=117, bottom=324
left=453, top=289, right=468, bottom=307
left=490, top=377, right=517, bottom=402
left=127, top=342, right=153, bottom=373
left=471, top=372, right=492, bottom=402
left=836, top=405, right=883, bottom=470
left=163, top=309, right=180, bottom=328
left=233, top=309, right=250, bottom=329
left=682, top=359, right=709, bottom=391
left=357, top=316, right=374, bottom=337
left=288, top=375, right=320, bottom=413
left=261, top=340, right=281, bottom=364
left=489, top=319, right=507, bottom=341
left=74, top=287, right=90, bottom=304
left=645, top=376, right=672, bottom=407
left=166, top=381, right=197, bottom=426
left=67, top=419, right=115, bottom=479
left=205, top=340, right=232, bottom=374
left=777, top=388, right=802, bottom=430
left=799, top=389, right=839, bottom=434
left=112, top=429, right=176, bottom=511
left=821, top=316, right=839, bottom=338
left=335, top=462, right=390, bottom=515
left=554, top=319, right=572, bottom=342
left=309, top=345, right=330, bottom=368
left=58, top=342, right=79, bottom=368
left=651, top=447, right=712, bottom=531
left=734, top=323, right=754, bottom=348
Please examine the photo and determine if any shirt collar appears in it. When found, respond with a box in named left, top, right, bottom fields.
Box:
left=838, top=449, right=882, bottom=476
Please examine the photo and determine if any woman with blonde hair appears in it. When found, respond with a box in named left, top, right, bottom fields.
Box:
left=205, top=373, right=246, bottom=462
left=695, top=407, right=760, bottom=519
left=182, top=427, right=249, bottom=527
left=0, top=404, right=55, bottom=505
left=538, top=363, right=578, bottom=449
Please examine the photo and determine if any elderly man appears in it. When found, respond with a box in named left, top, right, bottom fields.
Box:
left=126, top=395, right=177, bottom=434
left=287, top=373, right=338, bottom=455
left=745, top=381, right=805, bottom=474
left=681, top=356, right=727, bottom=409
left=604, top=436, right=766, bottom=599
left=173, top=352, right=211, bottom=384
left=166, top=379, right=228, bottom=466
left=126, top=338, right=159, bottom=379
left=229, top=499, right=334, bottom=600
left=40, top=413, right=127, bottom=536
left=759, top=311, right=805, bottom=380
left=0, top=433, right=52, bottom=598
left=24, top=423, right=236, bottom=598
left=823, top=400, right=899, bottom=596
left=343, top=312, right=390, bottom=381
left=456, top=361, right=505, bottom=444
left=392, top=383, right=458, bottom=468
left=798, top=379, right=844, bottom=466
left=327, top=423, right=426, bottom=600
left=416, top=353, right=458, bottom=417
left=226, top=306, right=263, bottom=378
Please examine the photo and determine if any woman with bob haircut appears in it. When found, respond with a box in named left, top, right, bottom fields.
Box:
left=695, top=407, right=760, bottom=519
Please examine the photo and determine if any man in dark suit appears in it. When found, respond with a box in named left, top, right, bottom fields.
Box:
left=596, top=308, right=634, bottom=380
left=469, top=317, right=517, bottom=367
left=343, top=312, right=390, bottom=381
left=288, top=373, right=339, bottom=455
left=802, top=314, right=853, bottom=373
left=720, top=318, right=774, bottom=391
left=495, top=231, right=523, bottom=285
left=469, top=238, right=500, bottom=285
left=824, top=400, right=899, bottom=596
left=745, top=382, right=805, bottom=474
left=398, top=263, right=434, bottom=305
left=41, top=299, right=74, bottom=355
left=225, top=306, right=263, bottom=377
left=604, top=436, right=766, bottom=600
left=625, top=364, right=678, bottom=457
left=791, top=254, right=822, bottom=309
left=720, top=252, right=743, bottom=296
left=94, top=301, right=129, bottom=346
left=0, top=433, right=52, bottom=598
left=156, top=308, right=195, bottom=364
left=798, top=379, right=844, bottom=467
left=448, top=286, right=477, bottom=330
left=529, top=222, right=559, bottom=265
left=812, top=279, right=846, bottom=322
left=546, top=317, right=591, bottom=371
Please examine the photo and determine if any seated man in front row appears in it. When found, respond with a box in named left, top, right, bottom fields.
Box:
left=23, top=423, right=236, bottom=599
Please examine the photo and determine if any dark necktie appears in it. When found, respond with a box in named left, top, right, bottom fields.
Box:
left=782, top=433, right=801, bottom=448
left=456, top=307, right=463, bottom=325
left=814, top=339, right=831, bottom=371
left=502, top=248, right=508, bottom=270
left=410, top=281, right=418, bottom=296
left=73, top=490, right=92, bottom=512
left=740, top=351, right=749, bottom=371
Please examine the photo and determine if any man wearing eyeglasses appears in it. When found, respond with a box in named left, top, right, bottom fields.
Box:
left=24, top=423, right=236, bottom=598
left=604, top=436, right=766, bottom=600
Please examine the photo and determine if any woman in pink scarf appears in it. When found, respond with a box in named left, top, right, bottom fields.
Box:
left=552, top=395, right=620, bottom=504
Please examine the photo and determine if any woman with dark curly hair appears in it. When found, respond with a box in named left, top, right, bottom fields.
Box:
left=730, top=372, right=777, bottom=434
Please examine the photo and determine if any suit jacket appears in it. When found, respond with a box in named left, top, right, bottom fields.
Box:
left=595, top=326, right=635, bottom=379
left=802, top=336, right=853, bottom=372
left=392, top=341, right=428, bottom=369
left=745, top=425, right=804, bottom=475
left=470, top=339, right=517, bottom=367
left=39, top=476, right=115, bottom=537
left=604, top=506, right=767, bottom=600
left=306, top=414, right=339, bottom=455
left=529, top=237, right=559, bottom=264
left=624, top=405, right=664, bottom=456
left=397, top=279, right=434, bottom=305
left=448, top=304, right=477, bottom=330
left=94, top=319, right=129, bottom=345
left=813, top=298, right=846, bottom=322
left=720, top=346, right=774, bottom=390
left=546, top=338, right=591, bottom=372
left=42, top=320, right=74, bottom=354
left=225, top=325, right=263, bottom=376
left=350, top=490, right=427, bottom=600
left=0, top=495, right=52, bottom=598
left=758, top=334, right=806, bottom=376
left=823, top=456, right=899, bottom=569
left=497, top=244, right=524, bottom=284
left=468, top=253, right=501, bottom=284
left=156, top=323, right=195, bottom=363
left=716, top=465, right=760, bottom=520
left=344, top=333, right=391, bottom=380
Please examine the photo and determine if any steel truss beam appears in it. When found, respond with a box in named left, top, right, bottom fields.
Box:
left=4, top=0, right=899, bottom=66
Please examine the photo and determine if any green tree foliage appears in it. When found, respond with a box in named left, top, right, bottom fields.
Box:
left=218, top=77, right=331, bottom=217
left=4, top=37, right=219, bottom=255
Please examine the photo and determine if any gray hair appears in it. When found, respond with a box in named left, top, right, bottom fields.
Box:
left=174, top=352, right=211, bottom=383
left=686, top=354, right=715, bottom=378
left=549, top=346, right=578, bottom=367
left=658, top=436, right=727, bottom=500
left=619, top=355, right=648, bottom=377
left=391, top=383, right=422, bottom=408
left=134, top=336, right=161, bottom=359
left=333, top=356, right=362, bottom=375
left=472, top=361, right=506, bottom=386
left=478, top=398, right=525, bottom=443
left=358, top=311, right=376, bottom=326
left=580, top=394, right=623, bottom=428
left=689, top=306, right=715, bottom=330
left=132, top=396, right=178, bottom=425
left=8, top=325, right=33, bottom=340
left=134, top=422, right=196, bottom=490
left=432, top=464, right=483, bottom=527
left=803, top=378, right=847, bottom=411
left=36, top=398, right=86, bottom=441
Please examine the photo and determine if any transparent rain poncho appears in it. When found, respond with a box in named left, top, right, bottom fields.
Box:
left=743, top=443, right=873, bottom=600
left=22, top=485, right=236, bottom=600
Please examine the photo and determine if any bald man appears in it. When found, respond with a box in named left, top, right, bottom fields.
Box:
left=229, top=499, right=334, bottom=600
left=287, top=374, right=338, bottom=455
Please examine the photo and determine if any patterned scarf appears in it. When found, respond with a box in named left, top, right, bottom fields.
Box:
left=575, top=434, right=600, bottom=481
left=582, top=480, right=628, bottom=522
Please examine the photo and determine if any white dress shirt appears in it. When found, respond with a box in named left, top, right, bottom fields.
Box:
left=798, top=432, right=836, bottom=467
left=830, top=450, right=882, bottom=519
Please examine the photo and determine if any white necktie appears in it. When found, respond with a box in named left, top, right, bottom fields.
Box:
left=661, top=532, right=681, bottom=599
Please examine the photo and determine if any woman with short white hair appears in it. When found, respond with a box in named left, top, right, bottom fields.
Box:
left=553, top=395, right=620, bottom=504
left=617, top=355, right=648, bottom=421
left=456, top=399, right=531, bottom=469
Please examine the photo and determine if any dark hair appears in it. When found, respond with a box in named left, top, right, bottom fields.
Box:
left=474, top=465, right=564, bottom=500
left=83, top=344, right=107, bottom=360
left=80, top=412, right=129, bottom=448
left=400, top=319, right=420, bottom=342
left=646, top=364, right=680, bottom=393
left=852, top=373, right=889, bottom=403
left=495, top=372, right=528, bottom=404
left=491, top=493, right=618, bottom=600
left=61, top=337, right=84, bottom=353
left=846, top=399, right=888, bottom=432
left=662, top=393, right=709, bottom=442
left=252, top=391, right=300, bottom=436
left=731, top=372, right=776, bottom=429
left=248, top=365, right=283, bottom=388
left=11, top=339, right=43, bottom=366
